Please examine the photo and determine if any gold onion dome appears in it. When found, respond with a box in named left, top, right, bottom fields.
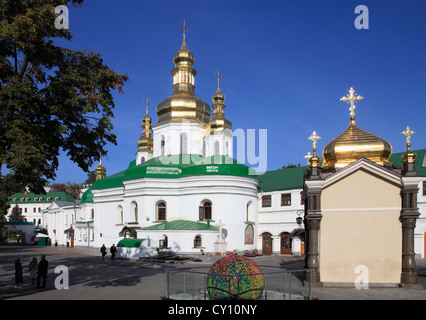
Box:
left=322, top=88, right=392, bottom=170
left=95, top=157, right=106, bottom=180
left=156, top=21, right=210, bottom=125
left=210, top=70, right=232, bottom=134
left=138, top=98, right=153, bottom=153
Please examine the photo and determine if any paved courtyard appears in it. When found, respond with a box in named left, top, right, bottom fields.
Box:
left=1, top=244, right=425, bottom=300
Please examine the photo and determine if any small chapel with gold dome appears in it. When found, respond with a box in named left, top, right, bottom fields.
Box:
left=17, top=21, right=425, bottom=289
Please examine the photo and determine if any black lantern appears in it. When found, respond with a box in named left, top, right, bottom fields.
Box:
left=296, top=210, right=304, bottom=226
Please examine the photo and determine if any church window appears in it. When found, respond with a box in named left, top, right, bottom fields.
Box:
left=130, top=201, right=138, bottom=222
left=245, top=225, right=254, bottom=245
left=423, top=181, right=426, bottom=195
left=202, top=138, right=206, bottom=157
left=194, top=235, right=202, bottom=248
left=281, top=193, right=291, bottom=206
left=180, top=133, right=187, bottom=154
left=214, top=141, right=219, bottom=155
left=199, top=201, right=212, bottom=220
left=33, top=207, right=36, bottom=213
left=262, top=195, right=271, bottom=207
left=117, top=206, right=123, bottom=224
left=157, top=202, right=166, bottom=221
left=141, top=157, right=145, bottom=163
left=161, top=136, right=165, bottom=155
left=226, top=142, right=230, bottom=156
left=159, top=235, right=168, bottom=249
left=91, top=208, right=95, bottom=220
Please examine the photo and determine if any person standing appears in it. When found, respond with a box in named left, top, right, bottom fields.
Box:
left=14, top=255, right=23, bottom=288
left=110, top=244, right=117, bottom=261
left=28, top=257, right=38, bottom=287
left=100, top=244, right=107, bottom=260
left=36, top=255, right=48, bottom=288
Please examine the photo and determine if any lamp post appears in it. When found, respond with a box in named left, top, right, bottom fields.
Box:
left=296, top=210, right=304, bottom=227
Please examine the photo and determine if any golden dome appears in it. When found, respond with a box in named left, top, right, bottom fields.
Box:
left=322, top=88, right=392, bottom=170
left=156, top=32, right=210, bottom=125
left=138, top=99, right=153, bottom=153
left=209, top=85, right=231, bottom=134
left=95, top=157, right=106, bottom=180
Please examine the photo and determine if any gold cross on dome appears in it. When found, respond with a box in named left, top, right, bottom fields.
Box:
left=143, top=97, right=151, bottom=115
left=308, top=131, right=321, bottom=151
left=304, top=152, right=312, bottom=164
left=340, top=87, right=364, bottom=120
left=214, top=69, right=223, bottom=90
left=180, top=20, right=189, bottom=39
left=402, top=126, right=415, bottom=145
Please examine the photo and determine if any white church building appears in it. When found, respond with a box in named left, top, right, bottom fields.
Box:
left=14, top=30, right=426, bottom=260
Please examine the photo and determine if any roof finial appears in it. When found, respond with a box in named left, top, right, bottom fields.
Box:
left=340, top=87, right=364, bottom=122
left=179, top=19, right=189, bottom=48
left=143, top=97, right=151, bottom=115
left=402, top=125, right=415, bottom=147
left=214, top=69, right=223, bottom=91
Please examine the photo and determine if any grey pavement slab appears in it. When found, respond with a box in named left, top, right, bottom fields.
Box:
left=1, top=244, right=425, bottom=300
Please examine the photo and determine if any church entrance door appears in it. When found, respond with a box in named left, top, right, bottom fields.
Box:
left=280, top=232, right=291, bottom=254
left=262, top=232, right=272, bottom=254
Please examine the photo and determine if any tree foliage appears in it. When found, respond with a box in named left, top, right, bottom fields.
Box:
left=0, top=0, right=129, bottom=194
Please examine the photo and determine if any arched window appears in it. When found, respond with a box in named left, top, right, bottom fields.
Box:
left=160, top=136, right=165, bottom=155
left=159, top=235, right=168, bottom=249
left=194, top=235, right=202, bottom=248
left=226, top=142, right=229, bottom=156
left=199, top=201, right=212, bottom=221
left=202, top=138, right=206, bottom=157
left=180, top=133, right=187, bottom=154
left=245, top=225, right=254, bottom=245
left=214, top=141, right=219, bottom=155
left=157, top=201, right=166, bottom=221
left=117, top=205, right=123, bottom=224
left=130, top=201, right=138, bottom=222
left=141, top=157, right=145, bottom=163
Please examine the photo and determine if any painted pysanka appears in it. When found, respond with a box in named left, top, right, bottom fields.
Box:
left=206, top=255, right=264, bottom=300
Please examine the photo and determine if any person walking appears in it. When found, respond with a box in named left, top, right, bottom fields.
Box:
left=14, top=255, right=23, bottom=288
left=36, top=255, right=48, bottom=288
left=28, top=257, right=38, bottom=287
left=100, top=244, right=107, bottom=260
left=110, top=244, right=117, bottom=261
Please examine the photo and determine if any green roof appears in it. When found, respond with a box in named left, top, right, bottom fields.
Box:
left=389, top=149, right=426, bottom=176
left=257, top=166, right=307, bottom=192
left=8, top=191, right=75, bottom=205
left=117, top=238, right=144, bottom=247
left=139, top=220, right=219, bottom=231
left=92, top=154, right=257, bottom=190
left=80, top=187, right=94, bottom=204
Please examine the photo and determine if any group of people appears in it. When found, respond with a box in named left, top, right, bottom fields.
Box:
left=100, top=244, right=117, bottom=260
left=15, top=254, right=48, bottom=288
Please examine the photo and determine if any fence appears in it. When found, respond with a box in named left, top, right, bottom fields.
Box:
left=165, top=265, right=312, bottom=300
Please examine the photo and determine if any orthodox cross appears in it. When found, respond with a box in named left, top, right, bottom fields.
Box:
left=402, top=126, right=415, bottom=146
left=180, top=20, right=189, bottom=40
left=143, top=97, right=151, bottom=115
left=304, top=152, right=312, bottom=164
left=214, top=69, right=223, bottom=90
left=308, top=131, right=321, bottom=152
left=340, top=87, right=364, bottom=120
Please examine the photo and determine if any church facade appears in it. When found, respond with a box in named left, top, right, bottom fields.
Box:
left=8, top=29, right=426, bottom=278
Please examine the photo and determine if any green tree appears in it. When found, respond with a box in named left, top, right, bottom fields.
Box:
left=8, top=204, right=25, bottom=222
left=0, top=0, right=129, bottom=195
left=65, top=182, right=81, bottom=200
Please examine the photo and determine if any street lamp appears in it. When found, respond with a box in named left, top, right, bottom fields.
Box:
left=296, top=210, right=304, bottom=227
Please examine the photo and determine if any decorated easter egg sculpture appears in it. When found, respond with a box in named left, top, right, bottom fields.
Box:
left=206, top=254, right=264, bottom=299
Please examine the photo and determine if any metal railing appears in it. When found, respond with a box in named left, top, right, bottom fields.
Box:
left=165, top=265, right=312, bottom=300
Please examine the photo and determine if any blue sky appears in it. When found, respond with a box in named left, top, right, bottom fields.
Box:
left=51, top=0, right=425, bottom=183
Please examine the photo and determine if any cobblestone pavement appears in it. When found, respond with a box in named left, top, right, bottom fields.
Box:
left=1, top=244, right=425, bottom=300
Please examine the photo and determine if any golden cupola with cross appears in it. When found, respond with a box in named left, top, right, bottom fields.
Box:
left=209, top=69, right=232, bottom=135
left=322, top=87, right=392, bottom=170
left=156, top=20, right=211, bottom=125
left=136, top=98, right=154, bottom=164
